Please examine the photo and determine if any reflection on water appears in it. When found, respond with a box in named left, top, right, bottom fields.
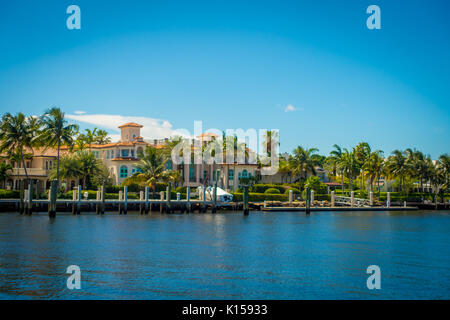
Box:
left=0, top=211, right=449, bottom=299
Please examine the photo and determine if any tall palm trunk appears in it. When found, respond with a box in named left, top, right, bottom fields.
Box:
left=20, top=150, right=30, bottom=187
left=56, top=138, right=61, bottom=189
left=420, top=176, right=424, bottom=202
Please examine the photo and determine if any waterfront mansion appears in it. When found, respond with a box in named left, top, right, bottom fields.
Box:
left=0, top=122, right=258, bottom=193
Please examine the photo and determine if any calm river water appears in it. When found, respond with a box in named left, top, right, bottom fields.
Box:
left=0, top=210, right=449, bottom=299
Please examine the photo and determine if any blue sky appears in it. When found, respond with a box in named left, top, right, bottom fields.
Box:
left=0, top=0, right=449, bottom=158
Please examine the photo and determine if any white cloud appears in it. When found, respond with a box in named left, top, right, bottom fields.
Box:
left=284, top=104, right=304, bottom=112
left=66, top=113, right=186, bottom=141
left=74, top=110, right=86, bottom=115
left=284, top=104, right=296, bottom=112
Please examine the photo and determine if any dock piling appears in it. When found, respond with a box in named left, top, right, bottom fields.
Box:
left=186, top=187, right=191, bottom=213
left=331, top=191, right=335, bottom=207
left=139, top=191, right=144, bottom=214
left=145, top=187, right=149, bottom=214
left=100, top=185, right=105, bottom=214
left=18, top=180, right=24, bottom=214
left=243, top=186, right=249, bottom=215
left=123, top=186, right=128, bottom=214
left=48, top=180, right=57, bottom=218
left=76, top=185, right=81, bottom=214
left=305, top=187, right=311, bottom=214
left=118, top=190, right=123, bottom=214
left=166, top=182, right=172, bottom=213
left=160, top=191, right=165, bottom=213
left=202, top=186, right=207, bottom=213
left=387, top=192, right=391, bottom=208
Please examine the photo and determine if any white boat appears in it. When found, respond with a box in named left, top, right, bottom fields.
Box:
left=197, top=186, right=233, bottom=202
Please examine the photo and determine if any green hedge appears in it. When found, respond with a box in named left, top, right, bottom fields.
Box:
left=250, top=184, right=286, bottom=193
left=284, top=188, right=300, bottom=194
left=232, top=192, right=288, bottom=202
left=264, top=188, right=281, bottom=194
left=0, top=189, right=20, bottom=199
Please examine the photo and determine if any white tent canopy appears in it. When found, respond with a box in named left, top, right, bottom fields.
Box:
left=197, top=186, right=233, bottom=202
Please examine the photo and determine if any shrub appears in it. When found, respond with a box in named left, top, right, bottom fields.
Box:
left=284, top=188, right=300, bottom=194
left=264, top=188, right=281, bottom=194
left=232, top=192, right=288, bottom=202
left=175, top=186, right=187, bottom=193
left=250, top=184, right=285, bottom=193
left=0, top=189, right=20, bottom=199
left=304, top=176, right=327, bottom=193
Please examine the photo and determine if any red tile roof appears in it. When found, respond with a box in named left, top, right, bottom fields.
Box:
left=118, top=122, right=143, bottom=128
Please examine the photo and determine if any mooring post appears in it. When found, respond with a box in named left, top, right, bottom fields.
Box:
left=350, top=191, right=355, bottom=208
left=369, top=191, right=373, bottom=206
left=202, top=186, right=207, bottom=213
left=166, top=182, right=172, bottom=213
left=100, top=184, right=105, bottom=214
left=18, top=180, right=24, bottom=214
left=27, top=180, right=34, bottom=215
left=243, top=185, right=249, bottom=215
left=123, top=186, right=128, bottom=214
left=212, top=182, right=217, bottom=213
left=48, top=180, right=57, bottom=218
left=96, top=189, right=101, bottom=214
left=77, top=185, right=82, bottom=214
left=145, top=186, right=149, bottom=214
left=289, top=189, right=293, bottom=205
left=118, top=190, right=123, bottom=214
left=305, top=187, right=311, bottom=214
left=331, top=191, right=335, bottom=207
left=311, top=189, right=314, bottom=206
left=387, top=192, right=391, bottom=208
left=186, top=187, right=191, bottom=213
left=139, top=191, right=144, bottom=214
left=160, top=191, right=165, bottom=213
left=72, top=187, right=77, bottom=214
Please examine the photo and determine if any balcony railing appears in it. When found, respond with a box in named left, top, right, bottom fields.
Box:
left=12, top=168, right=49, bottom=177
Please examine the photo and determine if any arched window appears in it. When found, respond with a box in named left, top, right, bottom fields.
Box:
left=120, top=166, right=128, bottom=178
left=229, top=169, right=234, bottom=180
left=137, top=147, right=143, bottom=155
left=242, top=169, right=248, bottom=178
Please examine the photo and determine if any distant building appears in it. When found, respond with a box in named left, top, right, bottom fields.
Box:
left=1, top=122, right=258, bottom=192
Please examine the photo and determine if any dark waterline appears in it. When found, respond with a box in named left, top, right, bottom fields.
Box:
left=0, top=210, right=449, bottom=300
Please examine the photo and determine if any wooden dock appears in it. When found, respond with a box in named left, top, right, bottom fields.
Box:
left=261, top=206, right=419, bottom=212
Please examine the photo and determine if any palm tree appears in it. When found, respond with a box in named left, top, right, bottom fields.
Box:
left=405, top=149, right=433, bottom=201
left=364, top=150, right=384, bottom=193
left=429, top=161, right=446, bottom=209
left=94, top=129, right=111, bottom=144
left=39, top=107, right=78, bottom=189
left=0, top=162, right=13, bottom=188
left=0, top=113, right=40, bottom=186
left=385, top=150, right=411, bottom=194
left=263, top=130, right=279, bottom=157
left=439, top=154, right=450, bottom=188
left=74, top=133, right=88, bottom=151
left=49, top=155, right=83, bottom=189
left=76, top=151, right=102, bottom=189
left=328, top=144, right=344, bottom=191
left=355, top=142, right=371, bottom=192
left=278, top=157, right=292, bottom=183
left=125, top=145, right=169, bottom=198
left=84, top=128, right=97, bottom=152
left=288, top=146, right=321, bottom=182
left=339, top=148, right=360, bottom=193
